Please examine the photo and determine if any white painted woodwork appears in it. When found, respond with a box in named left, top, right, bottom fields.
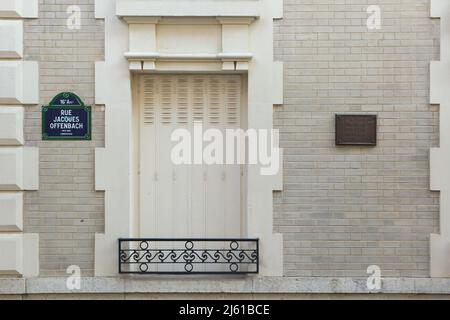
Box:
left=139, top=74, right=242, bottom=239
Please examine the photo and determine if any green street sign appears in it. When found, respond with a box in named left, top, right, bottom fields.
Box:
left=42, top=92, right=92, bottom=141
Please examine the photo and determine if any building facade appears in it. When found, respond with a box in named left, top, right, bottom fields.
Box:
left=1, top=0, right=450, bottom=298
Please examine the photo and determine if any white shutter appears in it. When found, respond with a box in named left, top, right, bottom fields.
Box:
left=139, top=74, right=242, bottom=238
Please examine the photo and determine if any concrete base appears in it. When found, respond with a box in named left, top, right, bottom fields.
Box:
left=2, top=293, right=450, bottom=300
left=1, top=277, right=450, bottom=299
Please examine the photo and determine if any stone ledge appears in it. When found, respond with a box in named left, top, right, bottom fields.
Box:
left=0, top=279, right=24, bottom=294
left=0, top=277, right=450, bottom=295
left=116, top=0, right=260, bottom=18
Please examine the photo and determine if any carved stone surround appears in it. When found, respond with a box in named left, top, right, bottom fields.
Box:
left=94, top=0, right=284, bottom=276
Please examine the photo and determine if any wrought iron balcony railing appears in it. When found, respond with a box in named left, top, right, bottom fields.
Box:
left=119, top=238, right=259, bottom=274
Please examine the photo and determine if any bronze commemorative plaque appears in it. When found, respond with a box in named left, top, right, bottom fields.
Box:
left=335, top=114, right=377, bottom=146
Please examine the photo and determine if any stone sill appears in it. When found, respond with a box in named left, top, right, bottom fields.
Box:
left=1, top=277, right=450, bottom=295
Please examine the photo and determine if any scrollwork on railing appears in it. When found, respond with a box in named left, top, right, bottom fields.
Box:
left=119, top=238, right=259, bottom=274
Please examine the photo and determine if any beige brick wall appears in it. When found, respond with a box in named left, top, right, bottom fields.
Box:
left=19, top=0, right=442, bottom=278
left=23, top=0, right=104, bottom=276
left=274, top=0, right=440, bottom=277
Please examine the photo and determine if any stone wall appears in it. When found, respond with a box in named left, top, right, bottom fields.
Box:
left=19, top=0, right=443, bottom=278
left=23, top=0, right=104, bottom=276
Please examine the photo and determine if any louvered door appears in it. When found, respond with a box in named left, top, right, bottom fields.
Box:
left=139, top=75, right=242, bottom=239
